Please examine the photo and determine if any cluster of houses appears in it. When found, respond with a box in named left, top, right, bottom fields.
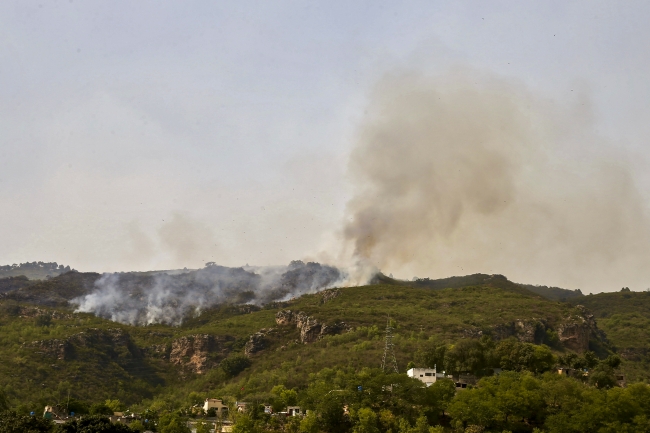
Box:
left=40, top=365, right=626, bottom=432
left=557, top=367, right=626, bottom=387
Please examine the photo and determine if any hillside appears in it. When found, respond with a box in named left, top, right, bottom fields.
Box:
left=0, top=274, right=624, bottom=416
left=570, top=290, right=650, bottom=362
left=519, top=284, right=584, bottom=302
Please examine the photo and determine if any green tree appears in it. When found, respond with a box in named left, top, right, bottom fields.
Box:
left=56, top=415, right=135, bottom=432
left=128, top=420, right=145, bottom=432
left=158, top=412, right=191, bottom=433
left=89, top=403, right=113, bottom=416
left=194, top=420, right=211, bottom=433
left=0, top=411, right=53, bottom=433
left=104, top=400, right=123, bottom=413
left=299, top=412, right=320, bottom=433
left=220, top=355, right=252, bottom=378
left=271, top=385, right=298, bottom=412
left=0, top=391, right=8, bottom=412
left=232, top=414, right=258, bottom=433
left=352, top=408, right=379, bottom=433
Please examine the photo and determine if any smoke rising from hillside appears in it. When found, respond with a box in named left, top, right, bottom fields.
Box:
left=72, top=261, right=343, bottom=325
left=344, top=69, right=650, bottom=291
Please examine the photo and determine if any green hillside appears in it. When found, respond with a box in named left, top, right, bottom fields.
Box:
left=0, top=276, right=623, bottom=414
left=570, top=290, right=650, bottom=362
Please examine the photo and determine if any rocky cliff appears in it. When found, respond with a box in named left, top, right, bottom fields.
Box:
left=275, top=310, right=349, bottom=343
left=169, top=334, right=233, bottom=374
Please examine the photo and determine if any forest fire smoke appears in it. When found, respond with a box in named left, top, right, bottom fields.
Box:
left=343, top=69, right=650, bottom=291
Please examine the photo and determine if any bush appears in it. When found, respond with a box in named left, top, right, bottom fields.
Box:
left=89, top=403, right=113, bottom=416
left=220, top=354, right=252, bottom=377
left=0, top=411, right=53, bottom=433
left=56, top=415, right=135, bottom=432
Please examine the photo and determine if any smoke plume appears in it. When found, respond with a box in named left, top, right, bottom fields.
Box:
left=344, top=69, right=650, bottom=292
left=72, top=261, right=343, bottom=325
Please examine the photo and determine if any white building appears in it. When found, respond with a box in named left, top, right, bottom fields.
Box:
left=286, top=406, right=303, bottom=417
left=204, top=398, right=229, bottom=417
left=406, top=367, right=447, bottom=387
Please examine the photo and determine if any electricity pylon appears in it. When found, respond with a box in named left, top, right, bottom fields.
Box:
left=381, top=316, right=399, bottom=373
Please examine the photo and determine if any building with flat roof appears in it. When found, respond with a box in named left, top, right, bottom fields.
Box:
left=406, top=367, right=446, bottom=387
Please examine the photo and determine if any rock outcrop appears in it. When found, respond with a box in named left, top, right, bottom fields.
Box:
left=169, top=334, right=232, bottom=374
left=275, top=310, right=348, bottom=343
left=320, top=289, right=341, bottom=304
left=25, top=328, right=141, bottom=361
left=514, top=319, right=547, bottom=344
left=556, top=306, right=606, bottom=352
left=245, top=331, right=268, bottom=356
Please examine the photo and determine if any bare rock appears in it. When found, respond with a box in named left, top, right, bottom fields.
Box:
left=557, top=322, right=590, bottom=352
left=169, top=334, right=232, bottom=374
left=514, top=319, right=547, bottom=344
left=276, top=309, right=347, bottom=343
left=275, top=310, right=296, bottom=326
left=245, top=332, right=266, bottom=356
left=300, top=318, right=323, bottom=343
left=320, top=289, right=341, bottom=304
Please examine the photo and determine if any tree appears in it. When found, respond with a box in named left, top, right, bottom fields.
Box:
left=0, top=411, right=53, bottom=433
left=232, top=414, right=259, bottom=433
left=299, top=412, right=320, bottom=433
left=158, top=412, right=191, bottom=433
left=0, top=391, right=8, bottom=413
left=104, top=400, right=124, bottom=413
left=271, top=385, right=298, bottom=412
left=220, top=355, right=252, bottom=378
left=127, top=420, right=145, bottom=432
left=89, top=403, right=113, bottom=416
left=56, top=415, right=135, bottom=432
left=194, top=421, right=211, bottom=433
left=352, top=408, right=379, bottom=433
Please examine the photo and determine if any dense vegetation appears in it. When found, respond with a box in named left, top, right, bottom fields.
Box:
left=0, top=269, right=648, bottom=431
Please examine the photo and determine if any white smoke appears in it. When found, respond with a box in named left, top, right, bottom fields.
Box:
left=72, top=261, right=345, bottom=325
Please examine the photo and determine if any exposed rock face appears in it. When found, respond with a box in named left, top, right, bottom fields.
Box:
left=169, top=334, right=232, bottom=374
left=556, top=306, right=606, bottom=352
left=275, top=310, right=295, bottom=326
left=275, top=310, right=348, bottom=343
left=245, top=332, right=267, bottom=356
left=514, top=319, right=547, bottom=344
left=299, top=317, right=323, bottom=344
left=320, top=289, right=341, bottom=304
left=557, top=322, right=590, bottom=352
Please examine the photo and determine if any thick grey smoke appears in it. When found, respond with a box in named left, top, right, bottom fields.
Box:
left=72, top=261, right=344, bottom=325
left=344, top=69, right=650, bottom=292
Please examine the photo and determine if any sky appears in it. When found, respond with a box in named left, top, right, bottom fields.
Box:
left=2, top=1, right=650, bottom=292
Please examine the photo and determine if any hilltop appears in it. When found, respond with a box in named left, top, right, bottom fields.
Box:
left=0, top=262, right=73, bottom=280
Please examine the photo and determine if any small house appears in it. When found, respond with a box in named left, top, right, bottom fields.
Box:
left=406, top=367, right=447, bottom=387
left=204, top=398, right=229, bottom=417
left=286, top=406, right=302, bottom=417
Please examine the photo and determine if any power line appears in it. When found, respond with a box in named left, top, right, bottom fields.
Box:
left=381, top=316, right=398, bottom=374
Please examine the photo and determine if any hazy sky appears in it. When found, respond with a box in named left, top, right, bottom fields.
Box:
left=2, top=1, right=650, bottom=291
